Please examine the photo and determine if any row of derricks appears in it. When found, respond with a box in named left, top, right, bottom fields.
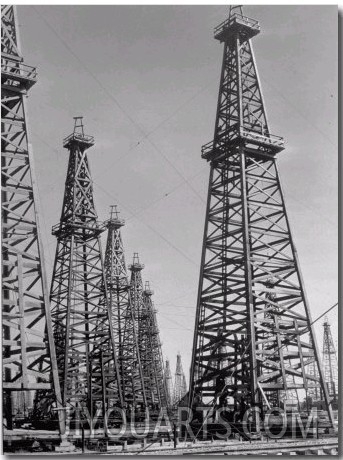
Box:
left=13, top=119, right=190, bottom=432
left=1, top=5, right=338, bottom=449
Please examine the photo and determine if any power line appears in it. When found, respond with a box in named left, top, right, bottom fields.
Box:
left=160, top=312, right=191, bottom=317
left=280, top=182, right=337, bottom=230
left=93, top=179, right=198, bottom=267
left=27, top=7, right=337, bottom=323
left=94, top=86, right=212, bottom=181
left=158, top=313, right=193, bottom=332
left=310, top=302, right=338, bottom=328
left=26, top=124, right=202, bottom=274
left=260, top=75, right=337, bottom=151
left=158, top=292, right=197, bottom=306
left=30, top=7, right=337, bottom=232
left=31, top=6, right=206, bottom=205
left=31, top=7, right=143, bottom=136
left=159, top=304, right=195, bottom=309
left=37, top=135, right=205, bottom=267
left=125, top=165, right=207, bottom=223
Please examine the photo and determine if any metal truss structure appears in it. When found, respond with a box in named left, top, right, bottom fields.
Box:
left=306, top=337, right=320, bottom=403
left=189, top=6, right=333, bottom=430
left=263, top=279, right=299, bottom=408
left=1, top=5, right=64, bottom=433
left=103, top=206, right=147, bottom=409
left=164, top=359, right=173, bottom=408
left=50, top=118, right=123, bottom=419
left=129, top=255, right=165, bottom=411
left=322, top=317, right=338, bottom=401
left=143, top=282, right=168, bottom=409
left=173, top=353, right=187, bottom=407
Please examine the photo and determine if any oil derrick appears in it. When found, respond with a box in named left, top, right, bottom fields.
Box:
left=103, top=206, right=146, bottom=409
left=143, top=282, right=168, bottom=409
left=173, top=353, right=187, bottom=406
left=306, top=337, right=320, bottom=404
left=261, top=278, right=279, bottom=408
left=189, top=5, right=333, bottom=431
left=322, top=317, right=338, bottom=401
left=263, top=278, right=299, bottom=408
left=50, top=118, right=123, bottom=420
left=182, top=375, right=187, bottom=397
left=129, top=254, right=159, bottom=411
left=1, top=5, right=64, bottom=433
left=164, top=359, right=173, bottom=407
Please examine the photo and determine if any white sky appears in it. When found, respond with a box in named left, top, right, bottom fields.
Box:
left=17, top=5, right=338, bottom=381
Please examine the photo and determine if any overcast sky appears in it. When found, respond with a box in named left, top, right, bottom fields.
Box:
left=18, top=5, right=338, bottom=380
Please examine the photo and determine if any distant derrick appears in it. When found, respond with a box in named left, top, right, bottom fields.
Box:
left=306, top=336, right=320, bottom=403
left=143, top=282, right=168, bottom=409
left=173, top=353, right=187, bottom=406
left=104, top=207, right=147, bottom=409
left=322, top=317, right=338, bottom=401
left=129, top=254, right=166, bottom=412
left=164, top=359, right=173, bottom=407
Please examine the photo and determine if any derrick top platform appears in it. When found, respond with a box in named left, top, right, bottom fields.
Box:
left=52, top=221, right=104, bottom=240
left=1, top=54, right=37, bottom=91
left=63, top=116, right=94, bottom=150
left=129, top=253, right=144, bottom=272
left=214, top=13, right=260, bottom=42
left=105, top=216, right=125, bottom=228
left=201, top=123, right=285, bottom=162
left=105, top=205, right=125, bottom=228
left=63, top=132, right=95, bottom=150
left=144, top=281, right=154, bottom=296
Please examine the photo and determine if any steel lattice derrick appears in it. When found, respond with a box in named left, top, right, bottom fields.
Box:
left=143, top=282, right=168, bottom=409
left=182, top=375, right=187, bottom=397
left=262, top=278, right=299, bottom=408
left=260, top=279, right=280, bottom=408
left=50, top=118, right=123, bottom=417
left=189, top=6, right=334, bottom=430
left=306, top=336, right=320, bottom=403
left=152, top=302, right=169, bottom=409
left=173, top=353, right=187, bottom=407
left=103, top=206, right=147, bottom=409
left=1, top=5, right=65, bottom=434
left=322, top=317, right=338, bottom=400
left=129, top=255, right=158, bottom=410
left=164, top=359, right=173, bottom=407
